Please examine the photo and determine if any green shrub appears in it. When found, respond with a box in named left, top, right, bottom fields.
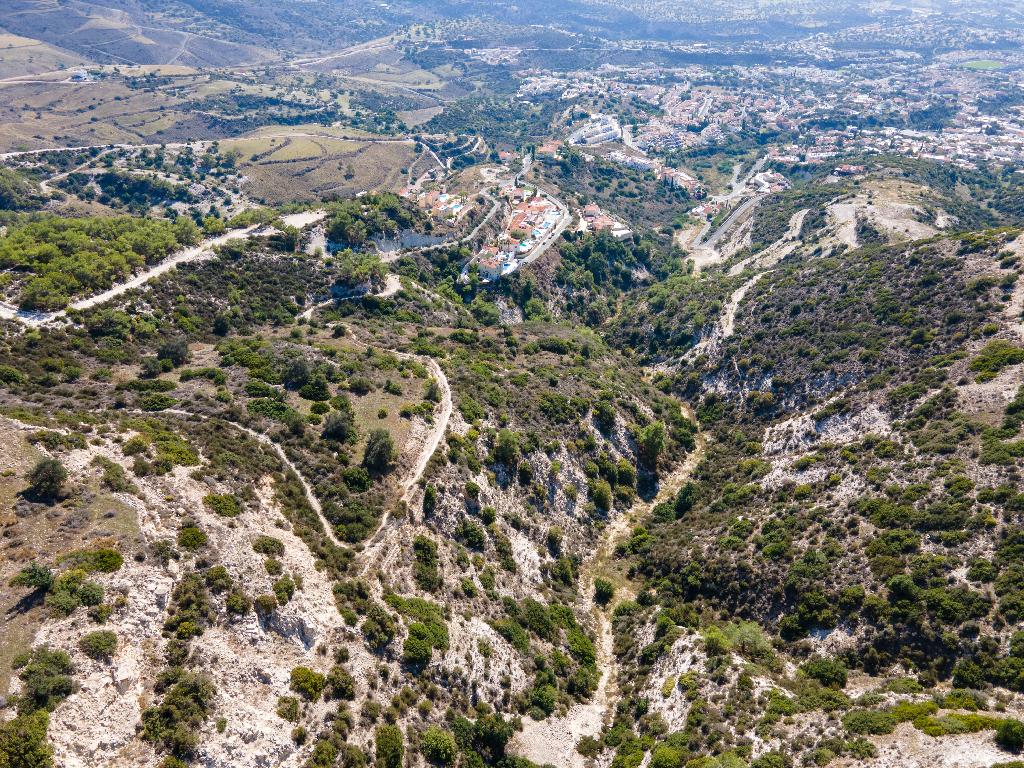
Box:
left=412, top=536, right=441, bottom=592
left=421, top=726, right=458, bottom=766
left=0, top=710, right=52, bottom=768
left=14, top=647, right=75, bottom=714
left=327, top=665, right=356, bottom=700
left=290, top=667, right=326, bottom=701
left=62, top=547, right=123, bottom=573
left=402, top=626, right=434, bottom=668
left=141, top=672, right=215, bottom=757
left=375, top=724, right=404, bottom=768
left=79, top=630, right=117, bottom=661
left=998, top=719, right=1024, bottom=753
left=252, top=535, right=285, bottom=557
left=225, top=590, right=251, bottom=615
left=800, top=657, right=848, bottom=689
left=971, top=341, right=1024, bottom=382
left=843, top=709, right=897, bottom=735
left=176, top=526, right=207, bottom=552
left=277, top=696, right=300, bottom=722
left=203, top=494, right=241, bottom=518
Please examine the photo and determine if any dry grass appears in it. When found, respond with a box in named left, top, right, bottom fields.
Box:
left=239, top=139, right=415, bottom=203
left=0, top=421, right=144, bottom=694
left=0, top=33, right=86, bottom=78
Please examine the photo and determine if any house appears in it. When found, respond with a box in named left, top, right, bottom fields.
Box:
left=834, top=164, right=866, bottom=176
left=478, top=256, right=505, bottom=282
left=608, top=150, right=658, bottom=172
left=536, top=141, right=562, bottom=157
left=661, top=168, right=705, bottom=196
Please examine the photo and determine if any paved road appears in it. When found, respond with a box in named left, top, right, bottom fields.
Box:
left=696, top=194, right=764, bottom=250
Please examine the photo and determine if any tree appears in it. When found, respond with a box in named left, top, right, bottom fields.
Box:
left=636, top=421, right=665, bottom=470
left=594, top=578, right=614, bottom=605
left=0, top=710, right=53, bottom=768
left=9, top=563, right=53, bottom=593
left=157, top=337, right=188, bottom=367
left=997, top=719, right=1024, bottom=752
left=26, top=459, right=66, bottom=502
left=421, top=726, right=457, bottom=766
left=282, top=357, right=311, bottom=389
left=494, top=429, right=519, bottom=465
left=323, top=399, right=356, bottom=443
left=375, top=725, right=404, bottom=768
left=363, top=429, right=396, bottom=472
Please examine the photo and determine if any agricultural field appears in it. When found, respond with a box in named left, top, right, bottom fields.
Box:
left=0, top=32, right=87, bottom=78
left=229, top=134, right=419, bottom=203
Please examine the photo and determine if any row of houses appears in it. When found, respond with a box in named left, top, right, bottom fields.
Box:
left=580, top=204, right=632, bottom=239
left=399, top=187, right=471, bottom=220
left=474, top=189, right=563, bottom=282
left=605, top=149, right=707, bottom=196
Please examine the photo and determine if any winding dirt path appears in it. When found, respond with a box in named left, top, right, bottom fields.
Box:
left=0, top=210, right=327, bottom=327
left=685, top=209, right=808, bottom=362
left=130, top=408, right=345, bottom=548
left=512, top=414, right=706, bottom=768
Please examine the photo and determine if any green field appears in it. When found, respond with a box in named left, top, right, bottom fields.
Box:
left=963, top=59, right=1004, bottom=70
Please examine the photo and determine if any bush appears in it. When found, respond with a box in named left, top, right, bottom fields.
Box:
left=594, top=578, right=615, bottom=605
left=998, top=719, right=1024, bottom=753
left=27, top=458, right=67, bottom=501
left=203, top=494, right=241, bottom=518
left=402, top=630, right=434, bottom=668
left=843, top=709, right=897, bottom=735
left=45, top=569, right=103, bottom=616
left=375, top=724, right=404, bottom=768
left=79, top=630, right=117, bottom=661
left=801, top=657, right=848, bottom=689
left=971, top=340, right=1024, bottom=382
left=225, top=590, right=251, bottom=615
left=63, top=547, right=123, bottom=573
left=650, top=744, right=684, bottom=768
left=176, top=526, right=207, bottom=552
left=413, top=536, right=441, bottom=592
left=590, top=479, right=612, bottom=512
left=252, top=535, right=285, bottom=557
left=363, top=429, right=396, bottom=472
left=0, top=710, right=52, bottom=768
left=327, top=665, right=356, bottom=700
left=141, top=672, right=216, bottom=757
left=277, top=696, right=300, bottom=722
left=421, top=726, right=458, bottom=766
left=494, top=429, right=519, bottom=465
left=14, top=647, right=75, bottom=714
left=290, top=667, right=326, bottom=701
